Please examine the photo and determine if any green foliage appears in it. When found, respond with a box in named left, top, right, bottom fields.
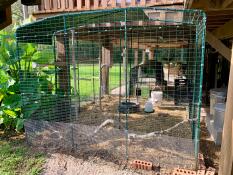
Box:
left=0, top=32, right=55, bottom=131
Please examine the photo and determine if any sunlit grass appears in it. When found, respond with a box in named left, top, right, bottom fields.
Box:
left=71, top=64, right=123, bottom=100
left=0, top=133, right=45, bottom=175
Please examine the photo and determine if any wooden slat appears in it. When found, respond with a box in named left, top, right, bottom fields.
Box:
left=38, top=0, right=43, bottom=11
left=52, top=0, right=58, bottom=10
left=121, top=0, right=126, bottom=7
left=44, top=0, right=51, bottom=10
left=140, top=0, right=146, bottom=6
left=85, top=0, right=90, bottom=9
left=102, top=0, right=108, bottom=8
left=69, top=0, right=74, bottom=9
left=60, top=0, right=65, bottom=10
left=131, top=0, right=137, bottom=6
left=111, top=0, right=117, bottom=8
left=77, top=0, right=82, bottom=10
left=33, top=0, right=185, bottom=16
left=218, top=43, right=233, bottom=175
left=94, top=0, right=99, bottom=9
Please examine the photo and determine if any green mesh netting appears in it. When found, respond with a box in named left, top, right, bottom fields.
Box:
left=16, top=7, right=206, bottom=171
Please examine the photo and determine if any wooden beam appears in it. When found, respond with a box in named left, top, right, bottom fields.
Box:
left=222, top=0, right=233, bottom=8
left=0, top=0, right=16, bottom=8
left=112, top=39, right=188, bottom=49
left=185, top=0, right=194, bottom=8
left=0, top=6, right=12, bottom=30
left=219, top=43, right=233, bottom=175
left=190, top=0, right=216, bottom=10
left=212, top=19, right=233, bottom=39
left=206, top=31, right=231, bottom=61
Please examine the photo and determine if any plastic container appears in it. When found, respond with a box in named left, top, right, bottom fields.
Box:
left=144, top=99, right=154, bottom=113
left=210, top=88, right=227, bottom=117
left=151, top=91, right=163, bottom=103
left=214, top=103, right=226, bottom=130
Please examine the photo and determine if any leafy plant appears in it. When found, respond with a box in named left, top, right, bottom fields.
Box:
left=0, top=32, right=54, bottom=131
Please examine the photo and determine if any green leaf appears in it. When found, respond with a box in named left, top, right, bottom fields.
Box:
left=23, top=102, right=40, bottom=118
left=0, top=93, right=4, bottom=102
left=0, top=69, right=9, bottom=84
left=32, top=50, right=54, bottom=65
left=8, top=83, right=20, bottom=93
left=0, top=118, right=3, bottom=125
left=2, top=94, right=22, bottom=108
left=16, top=118, right=25, bottom=131
left=3, top=109, right=17, bottom=118
left=26, top=43, right=36, bottom=56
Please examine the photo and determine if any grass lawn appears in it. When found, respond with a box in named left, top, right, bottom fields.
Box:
left=0, top=131, right=45, bottom=175
left=72, top=64, right=123, bottom=100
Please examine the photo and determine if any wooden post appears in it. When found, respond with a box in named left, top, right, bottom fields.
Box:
left=101, top=39, right=113, bottom=95
left=55, top=35, right=71, bottom=121
left=142, top=50, right=146, bottom=64
left=56, top=36, right=70, bottom=95
left=134, top=50, right=138, bottom=66
left=219, top=43, right=233, bottom=175
left=149, top=48, right=154, bottom=60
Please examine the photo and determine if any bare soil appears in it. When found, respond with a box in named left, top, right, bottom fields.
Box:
left=200, top=122, right=220, bottom=172
left=78, top=95, right=192, bottom=138
left=42, top=153, right=158, bottom=175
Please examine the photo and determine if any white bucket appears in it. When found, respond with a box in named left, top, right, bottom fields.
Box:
left=151, top=91, right=163, bottom=103
left=214, top=103, right=226, bottom=130
left=210, top=88, right=227, bottom=117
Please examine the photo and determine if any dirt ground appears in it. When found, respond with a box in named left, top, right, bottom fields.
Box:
left=0, top=118, right=220, bottom=175
left=78, top=95, right=192, bottom=139
left=24, top=95, right=220, bottom=174
left=40, top=122, right=220, bottom=175
left=200, top=122, right=221, bottom=172
left=42, top=153, right=158, bottom=175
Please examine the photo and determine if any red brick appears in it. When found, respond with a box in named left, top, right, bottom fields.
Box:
left=205, top=168, right=215, bottom=175
left=197, top=170, right=205, bottom=175
left=205, top=167, right=215, bottom=175
left=205, top=171, right=215, bottom=175
left=172, top=168, right=197, bottom=175
left=130, top=160, right=153, bottom=171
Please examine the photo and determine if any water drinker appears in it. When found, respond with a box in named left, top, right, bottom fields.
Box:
left=144, top=99, right=154, bottom=113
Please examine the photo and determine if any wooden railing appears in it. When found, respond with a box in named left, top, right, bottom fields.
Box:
left=34, top=0, right=184, bottom=15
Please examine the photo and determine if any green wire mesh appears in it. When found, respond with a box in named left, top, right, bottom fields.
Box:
left=16, top=7, right=206, bottom=172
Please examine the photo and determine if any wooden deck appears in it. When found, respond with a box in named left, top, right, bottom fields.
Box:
left=33, top=0, right=184, bottom=18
